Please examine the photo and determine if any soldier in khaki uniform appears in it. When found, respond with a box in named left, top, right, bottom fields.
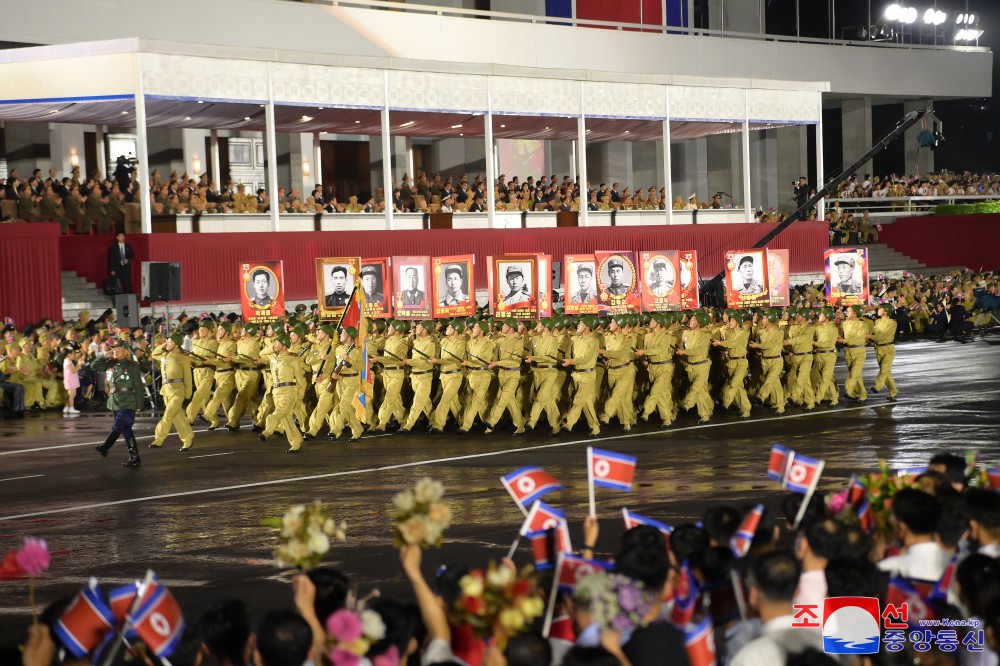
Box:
left=259, top=334, right=306, bottom=452
left=750, top=310, right=787, bottom=415
left=430, top=319, right=467, bottom=432
left=676, top=311, right=714, bottom=424
left=459, top=320, right=496, bottom=433
left=328, top=327, right=365, bottom=442
left=373, top=320, right=411, bottom=432
left=16, top=339, right=61, bottom=409
left=637, top=313, right=678, bottom=427
left=302, top=325, right=340, bottom=439
left=559, top=315, right=601, bottom=437
left=599, top=315, right=637, bottom=432
left=838, top=305, right=869, bottom=402
left=783, top=309, right=816, bottom=410
left=185, top=320, right=218, bottom=424
left=525, top=318, right=563, bottom=435
left=150, top=334, right=195, bottom=451
left=225, top=324, right=262, bottom=430
left=400, top=321, right=438, bottom=433
left=485, top=318, right=527, bottom=435
left=252, top=321, right=279, bottom=430
left=868, top=306, right=898, bottom=401
left=713, top=310, right=751, bottom=420
left=811, top=307, right=840, bottom=405
left=203, top=322, right=239, bottom=429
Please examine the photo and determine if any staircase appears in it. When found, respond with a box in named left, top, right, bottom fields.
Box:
left=61, top=271, right=113, bottom=322
left=845, top=244, right=966, bottom=277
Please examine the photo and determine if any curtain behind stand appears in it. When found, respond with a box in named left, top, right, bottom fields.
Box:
left=0, top=223, right=62, bottom=325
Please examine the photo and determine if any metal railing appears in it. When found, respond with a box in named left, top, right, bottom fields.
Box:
left=311, top=0, right=989, bottom=52
left=825, top=194, right=1000, bottom=218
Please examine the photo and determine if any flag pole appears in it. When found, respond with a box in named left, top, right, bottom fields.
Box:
left=587, top=446, right=596, bottom=517
left=506, top=536, right=520, bottom=560
left=793, top=460, right=825, bottom=529
left=99, top=570, right=155, bottom=666
left=501, top=475, right=530, bottom=517
left=541, top=552, right=564, bottom=638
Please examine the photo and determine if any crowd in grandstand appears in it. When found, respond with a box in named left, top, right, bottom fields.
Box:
left=832, top=171, right=1000, bottom=200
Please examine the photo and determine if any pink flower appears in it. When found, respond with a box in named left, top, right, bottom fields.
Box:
left=326, top=609, right=363, bottom=643
left=15, top=538, right=50, bottom=577
left=827, top=490, right=847, bottom=514
left=329, top=647, right=361, bottom=666
left=373, top=646, right=400, bottom=666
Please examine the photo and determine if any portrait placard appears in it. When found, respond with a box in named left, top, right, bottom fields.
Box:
left=432, top=254, right=476, bottom=319
left=639, top=251, right=680, bottom=312
left=563, top=254, right=599, bottom=315
left=316, top=257, right=360, bottom=322
left=241, top=260, right=285, bottom=324
left=536, top=254, right=553, bottom=318
left=392, top=256, right=432, bottom=320
left=595, top=251, right=641, bottom=314
left=491, top=255, right=538, bottom=320
left=767, top=249, right=790, bottom=307
left=360, top=257, right=392, bottom=319
left=725, top=249, right=770, bottom=308
left=678, top=250, right=700, bottom=310
left=825, top=248, right=869, bottom=306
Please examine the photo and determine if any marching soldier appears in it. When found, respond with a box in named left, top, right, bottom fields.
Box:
left=150, top=334, right=195, bottom=451
left=838, top=305, right=869, bottom=402
left=812, top=307, right=840, bottom=406
left=252, top=320, right=280, bottom=431
left=599, top=315, right=637, bottom=432
left=259, top=334, right=306, bottom=453
left=783, top=309, right=816, bottom=410
left=676, top=311, right=714, bottom=424
left=459, top=320, right=495, bottom=433
left=429, top=319, right=467, bottom=432
left=303, top=325, right=341, bottom=439
left=485, top=318, right=527, bottom=435
left=638, top=313, right=678, bottom=427
left=399, top=321, right=438, bottom=433
left=328, top=327, right=365, bottom=442
left=92, top=340, right=145, bottom=468
left=750, top=310, right=787, bottom=415
left=559, top=315, right=601, bottom=437
left=204, top=322, right=238, bottom=429
left=185, top=320, right=218, bottom=425
left=525, top=318, right=562, bottom=436
left=225, top=324, right=262, bottom=430
left=868, top=306, right=899, bottom=401
left=373, top=320, right=411, bottom=432
left=713, top=310, right=751, bottom=420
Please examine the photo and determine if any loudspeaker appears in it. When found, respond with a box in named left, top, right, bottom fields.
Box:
left=114, top=294, right=140, bottom=329
left=141, top=262, right=182, bottom=301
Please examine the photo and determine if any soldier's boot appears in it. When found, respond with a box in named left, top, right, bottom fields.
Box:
left=122, top=437, right=141, bottom=468
left=96, top=432, right=119, bottom=457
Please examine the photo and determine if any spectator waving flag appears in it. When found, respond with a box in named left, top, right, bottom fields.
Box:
left=622, top=508, right=673, bottom=543
left=670, top=562, right=698, bottom=627
left=587, top=447, right=637, bottom=516
left=729, top=505, right=764, bottom=558
left=128, top=581, right=186, bottom=658
left=684, top=616, right=717, bottom=666
left=53, top=578, right=117, bottom=659
left=518, top=501, right=566, bottom=536
left=930, top=554, right=959, bottom=603
left=554, top=552, right=610, bottom=594
left=501, top=467, right=563, bottom=512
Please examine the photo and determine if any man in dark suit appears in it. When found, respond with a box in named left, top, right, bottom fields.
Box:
left=108, top=232, right=135, bottom=294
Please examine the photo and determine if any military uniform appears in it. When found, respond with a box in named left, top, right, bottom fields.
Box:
left=375, top=331, right=411, bottom=431
left=401, top=330, right=438, bottom=432
left=640, top=321, right=678, bottom=424
left=784, top=316, right=816, bottom=409
left=459, top=328, right=496, bottom=432
left=185, top=329, right=218, bottom=424
left=871, top=315, right=898, bottom=399
left=755, top=323, right=787, bottom=414
left=561, top=325, right=601, bottom=436
left=92, top=347, right=145, bottom=467
left=841, top=315, right=869, bottom=401
left=716, top=323, right=751, bottom=419
left=526, top=327, right=562, bottom=434
left=261, top=345, right=306, bottom=452
left=225, top=331, right=261, bottom=429
left=328, top=341, right=365, bottom=441
left=430, top=333, right=467, bottom=431
left=202, top=331, right=238, bottom=428
left=679, top=324, right=714, bottom=422
left=485, top=332, right=526, bottom=434
left=600, top=326, right=637, bottom=430
left=151, top=341, right=195, bottom=450
left=812, top=319, right=840, bottom=405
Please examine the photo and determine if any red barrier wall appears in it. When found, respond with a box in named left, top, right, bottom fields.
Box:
left=0, top=223, right=63, bottom=325
left=58, top=222, right=828, bottom=305
left=879, top=214, right=1000, bottom=271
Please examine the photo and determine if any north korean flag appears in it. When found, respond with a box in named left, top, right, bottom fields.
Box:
left=856, top=499, right=874, bottom=533
left=784, top=453, right=823, bottom=494
left=988, top=467, right=1000, bottom=491
left=549, top=615, right=576, bottom=642
left=527, top=522, right=572, bottom=569
left=670, top=562, right=698, bottom=627
left=930, top=554, right=958, bottom=603
left=589, top=447, right=637, bottom=491
left=847, top=476, right=868, bottom=507
left=729, top=505, right=764, bottom=558
left=53, top=580, right=117, bottom=659
left=555, top=553, right=610, bottom=593
left=501, top=467, right=563, bottom=508
left=622, top=508, right=673, bottom=544
left=886, top=578, right=937, bottom=625
left=684, top=616, right=717, bottom=666
left=108, top=582, right=140, bottom=623
left=519, top=501, right=566, bottom=536
left=129, top=585, right=186, bottom=658
left=767, top=444, right=790, bottom=481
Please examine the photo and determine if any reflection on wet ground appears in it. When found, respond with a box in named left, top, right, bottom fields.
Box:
left=0, top=337, right=998, bottom=638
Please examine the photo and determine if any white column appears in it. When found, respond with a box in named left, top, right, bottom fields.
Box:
left=742, top=91, right=752, bottom=223
left=313, top=132, right=323, bottom=194
left=134, top=56, right=152, bottom=235
left=484, top=81, right=496, bottom=229
left=816, top=112, right=825, bottom=222
left=95, top=125, right=106, bottom=178
left=662, top=117, right=673, bottom=225
left=381, top=71, right=394, bottom=231
left=210, top=129, right=221, bottom=186
left=265, top=63, right=280, bottom=232
left=570, top=140, right=577, bottom=182
left=405, top=137, right=415, bottom=181
left=577, top=114, right=588, bottom=227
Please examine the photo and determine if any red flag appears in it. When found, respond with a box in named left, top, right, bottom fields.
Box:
left=767, top=444, right=790, bottom=481
left=670, top=562, right=697, bottom=627
left=856, top=499, right=874, bottom=533
left=549, top=615, right=576, bottom=642
left=519, top=501, right=566, bottom=536
left=555, top=553, right=610, bottom=593
left=501, top=467, right=564, bottom=508
left=885, top=578, right=937, bottom=625
left=784, top=453, right=823, bottom=494
left=129, top=585, right=186, bottom=658
left=729, top=505, right=764, bottom=558
left=528, top=530, right=557, bottom=569
left=108, top=582, right=140, bottom=623
left=684, top=616, right=717, bottom=666
left=53, top=580, right=117, bottom=659
left=588, top=447, right=637, bottom=491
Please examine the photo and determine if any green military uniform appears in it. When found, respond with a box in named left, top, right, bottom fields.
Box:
left=716, top=319, right=751, bottom=419
left=526, top=323, right=563, bottom=435
left=485, top=326, right=526, bottom=434
left=812, top=315, right=840, bottom=405
left=151, top=338, right=195, bottom=450
left=92, top=347, right=146, bottom=467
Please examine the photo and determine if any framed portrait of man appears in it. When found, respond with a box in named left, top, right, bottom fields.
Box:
left=315, top=257, right=360, bottom=321
left=639, top=251, right=679, bottom=312
left=825, top=248, right=869, bottom=306
left=489, top=255, right=538, bottom=320
left=392, top=256, right=432, bottom=320
left=240, top=260, right=285, bottom=324
left=432, top=254, right=475, bottom=319
left=595, top=251, right=640, bottom=314
left=536, top=254, right=552, bottom=318
left=564, top=254, right=599, bottom=315
left=725, top=249, right=770, bottom=308
left=767, top=249, right=790, bottom=307
left=360, top=257, right=392, bottom=319
left=678, top=250, right=700, bottom=310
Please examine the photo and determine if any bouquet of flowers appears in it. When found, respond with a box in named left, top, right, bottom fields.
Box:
left=453, top=562, right=545, bottom=649
left=391, top=477, right=452, bottom=549
left=574, top=571, right=656, bottom=635
left=829, top=460, right=918, bottom=535
left=326, top=608, right=398, bottom=666
left=262, top=500, right=346, bottom=570
left=0, top=537, right=51, bottom=625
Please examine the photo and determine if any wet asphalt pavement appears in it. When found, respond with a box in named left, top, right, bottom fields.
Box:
left=1, top=335, right=998, bottom=644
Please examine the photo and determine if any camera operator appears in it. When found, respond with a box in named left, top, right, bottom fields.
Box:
left=113, top=155, right=136, bottom=194
left=792, top=176, right=811, bottom=221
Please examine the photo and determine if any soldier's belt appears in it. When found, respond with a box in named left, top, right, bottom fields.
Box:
left=875, top=342, right=895, bottom=347
left=382, top=366, right=404, bottom=371
left=439, top=369, right=462, bottom=375
left=499, top=367, right=520, bottom=372
left=216, top=368, right=235, bottom=373
left=814, top=349, right=836, bottom=354
left=534, top=364, right=558, bottom=369
left=792, top=352, right=812, bottom=356
left=110, top=387, right=135, bottom=393
left=163, top=378, right=184, bottom=384
left=726, top=356, right=746, bottom=361
left=649, top=359, right=674, bottom=365
left=608, top=362, right=633, bottom=370
left=573, top=368, right=595, bottom=373
left=687, top=359, right=709, bottom=365
left=275, top=381, right=297, bottom=387
left=762, top=355, right=782, bottom=360
left=411, top=370, right=433, bottom=376
left=339, top=373, right=358, bottom=377
left=845, top=344, right=866, bottom=348
left=468, top=366, right=490, bottom=371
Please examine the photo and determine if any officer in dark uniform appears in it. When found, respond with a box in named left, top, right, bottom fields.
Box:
left=606, top=259, right=629, bottom=296
left=92, top=340, right=146, bottom=468
left=360, top=265, right=384, bottom=303
left=325, top=265, right=352, bottom=307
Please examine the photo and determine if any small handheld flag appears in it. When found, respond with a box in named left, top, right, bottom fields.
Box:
left=589, top=448, right=637, bottom=491
left=684, top=616, right=717, bottom=666
left=501, top=467, right=564, bottom=513
left=129, top=584, right=185, bottom=658
left=53, top=579, right=116, bottom=659
left=622, top=508, right=673, bottom=545
left=729, top=505, right=764, bottom=558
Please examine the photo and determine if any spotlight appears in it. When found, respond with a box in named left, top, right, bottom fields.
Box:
left=934, top=10, right=946, bottom=25
left=956, top=13, right=964, bottom=24
left=885, top=3, right=901, bottom=21
left=969, top=13, right=975, bottom=23
left=923, top=8, right=934, bottom=24
left=900, top=7, right=918, bottom=24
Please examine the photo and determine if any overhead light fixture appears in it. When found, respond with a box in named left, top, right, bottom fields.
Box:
left=69, top=151, right=79, bottom=168
left=459, top=133, right=464, bottom=137
left=956, top=27, right=984, bottom=40
left=451, top=124, right=463, bottom=129
left=399, top=121, right=415, bottom=128
left=184, top=116, right=191, bottom=121
left=934, top=10, right=946, bottom=25
left=500, top=124, right=506, bottom=128
left=318, top=107, right=324, bottom=111
left=355, top=120, right=361, bottom=124
left=301, top=115, right=313, bottom=122
left=121, top=111, right=129, bottom=115
left=197, top=100, right=204, bottom=104
left=302, top=159, right=311, bottom=178
left=244, top=116, right=251, bottom=121
left=192, top=154, right=202, bottom=173
left=885, top=4, right=901, bottom=21
left=624, top=130, right=630, bottom=134
left=900, top=6, right=918, bottom=23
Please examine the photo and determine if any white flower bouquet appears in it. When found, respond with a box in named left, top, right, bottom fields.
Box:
left=262, top=500, right=347, bottom=570
left=391, top=477, right=452, bottom=549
